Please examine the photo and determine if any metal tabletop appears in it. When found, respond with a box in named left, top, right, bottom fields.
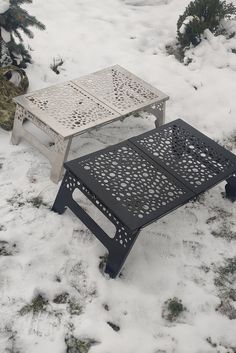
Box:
left=130, top=119, right=236, bottom=194
left=73, top=65, right=168, bottom=115
left=64, top=119, right=236, bottom=231
left=13, top=65, right=169, bottom=139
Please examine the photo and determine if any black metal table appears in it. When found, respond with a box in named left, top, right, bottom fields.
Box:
left=52, top=119, right=236, bottom=278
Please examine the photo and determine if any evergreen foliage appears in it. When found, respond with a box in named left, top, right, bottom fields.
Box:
left=0, top=65, right=28, bottom=130
left=0, top=0, right=45, bottom=68
left=177, top=0, right=236, bottom=51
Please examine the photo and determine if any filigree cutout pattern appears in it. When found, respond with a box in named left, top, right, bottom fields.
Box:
left=15, top=104, right=25, bottom=122
left=133, top=124, right=234, bottom=190
left=64, top=172, right=133, bottom=248
left=77, top=144, right=187, bottom=220
left=74, top=66, right=160, bottom=113
left=114, top=226, right=133, bottom=248
left=15, top=104, right=67, bottom=153
left=64, top=173, right=80, bottom=192
left=26, top=83, right=117, bottom=131
left=149, top=102, right=164, bottom=113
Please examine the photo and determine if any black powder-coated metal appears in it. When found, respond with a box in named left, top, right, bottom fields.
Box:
left=52, top=119, right=236, bottom=278
left=130, top=119, right=236, bottom=194
left=65, top=140, right=195, bottom=231
left=225, top=175, right=236, bottom=202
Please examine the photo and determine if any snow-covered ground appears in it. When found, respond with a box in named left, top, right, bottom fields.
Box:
left=1, top=0, right=236, bottom=352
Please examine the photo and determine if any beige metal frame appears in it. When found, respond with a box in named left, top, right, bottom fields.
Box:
left=11, top=65, right=169, bottom=183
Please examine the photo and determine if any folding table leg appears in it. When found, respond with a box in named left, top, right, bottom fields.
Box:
left=53, top=173, right=117, bottom=250
left=11, top=104, right=72, bottom=184
left=105, top=228, right=140, bottom=278
left=50, top=138, right=72, bottom=184
left=11, top=109, right=23, bottom=145
left=145, top=101, right=166, bottom=127
left=52, top=172, right=72, bottom=214
left=52, top=171, right=141, bottom=278
left=225, top=175, right=236, bottom=202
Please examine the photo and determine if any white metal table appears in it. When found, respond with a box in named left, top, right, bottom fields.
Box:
left=11, top=65, right=169, bottom=183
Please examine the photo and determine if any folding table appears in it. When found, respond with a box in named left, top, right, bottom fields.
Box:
left=52, top=119, right=236, bottom=277
left=11, top=65, right=169, bottom=183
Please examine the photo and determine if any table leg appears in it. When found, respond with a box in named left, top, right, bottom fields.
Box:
left=225, top=175, right=236, bottom=202
left=52, top=170, right=141, bottom=278
left=105, top=228, right=140, bottom=278
left=52, top=171, right=119, bottom=249
left=145, top=101, right=166, bottom=127
left=11, top=105, right=24, bottom=145
left=50, top=138, right=72, bottom=183
left=11, top=104, right=72, bottom=183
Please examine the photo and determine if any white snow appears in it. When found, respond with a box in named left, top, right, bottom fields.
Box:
left=185, top=29, right=236, bottom=70
left=179, top=15, right=199, bottom=34
left=0, top=0, right=9, bottom=14
left=122, top=0, right=171, bottom=5
left=0, top=0, right=236, bottom=352
left=1, top=27, right=11, bottom=43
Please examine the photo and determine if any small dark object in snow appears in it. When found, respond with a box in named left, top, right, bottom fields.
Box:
left=50, top=57, right=64, bottom=75
left=107, top=321, right=120, bottom=332
left=28, top=196, right=47, bottom=208
left=99, top=254, right=108, bottom=273
left=65, top=335, right=98, bottom=353
left=19, top=294, right=48, bottom=315
left=162, top=297, right=186, bottom=322
left=216, top=300, right=236, bottom=320
left=103, top=304, right=110, bottom=311
left=68, top=300, right=82, bottom=315
left=55, top=275, right=62, bottom=282
left=53, top=292, right=69, bottom=304
left=206, top=337, right=217, bottom=348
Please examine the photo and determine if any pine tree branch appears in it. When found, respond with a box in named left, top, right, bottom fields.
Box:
left=13, top=29, right=23, bottom=41
left=2, top=7, right=45, bottom=33
left=14, top=8, right=46, bottom=31
left=0, top=0, right=45, bottom=67
left=10, top=0, right=33, bottom=5
left=18, top=26, right=34, bottom=38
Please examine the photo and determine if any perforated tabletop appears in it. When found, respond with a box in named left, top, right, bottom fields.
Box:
left=13, top=82, right=120, bottom=138
left=13, top=65, right=169, bottom=139
left=64, top=119, right=236, bottom=231
left=65, top=119, right=236, bottom=230
left=65, top=140, right=195, bottom=230
left=130, top=119, right=236, bottom=194
left=72, top=65, right=168, bottom=115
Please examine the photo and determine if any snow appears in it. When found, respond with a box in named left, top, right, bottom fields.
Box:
left=122, top=0, right=171, bottom=5
left=0, top=0, right=9, bottom=14
left=179, top=15, right=199, bottom=34
left=0, top=0, right=236, bottom=352
left=0, top=27, right=11, bottom=43
left=185, top=29, right=236, bottom=70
